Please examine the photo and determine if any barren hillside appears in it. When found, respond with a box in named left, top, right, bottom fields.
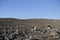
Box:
left=0, top=18, right=60, bottom=40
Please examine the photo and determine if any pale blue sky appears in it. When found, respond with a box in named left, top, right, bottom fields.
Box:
left=0, top=0, right=60, bottom=19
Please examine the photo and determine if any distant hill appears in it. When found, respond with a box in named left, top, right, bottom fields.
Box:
left=0, top=18, right=60, bottom=32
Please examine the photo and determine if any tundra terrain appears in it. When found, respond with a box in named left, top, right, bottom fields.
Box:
left=0, top=18, right=60, bottom=40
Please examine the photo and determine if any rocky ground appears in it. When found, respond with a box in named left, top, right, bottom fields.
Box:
left=0, top=18, right=60, bottom=40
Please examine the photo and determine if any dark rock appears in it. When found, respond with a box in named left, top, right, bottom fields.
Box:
left=57, top=31, right=60, bottom=34
left=31, top=38, right=39, bottom=40
left=48, top=25, right=52, bottom=29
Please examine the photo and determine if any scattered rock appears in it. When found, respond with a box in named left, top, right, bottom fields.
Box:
left=0, top=18, right=60, bottom=40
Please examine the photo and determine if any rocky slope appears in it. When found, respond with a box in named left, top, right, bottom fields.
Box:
left=0, top=18, right=60, bottom=40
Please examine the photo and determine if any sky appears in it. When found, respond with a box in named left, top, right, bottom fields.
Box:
left=0, top=0, right=60, bottom=19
